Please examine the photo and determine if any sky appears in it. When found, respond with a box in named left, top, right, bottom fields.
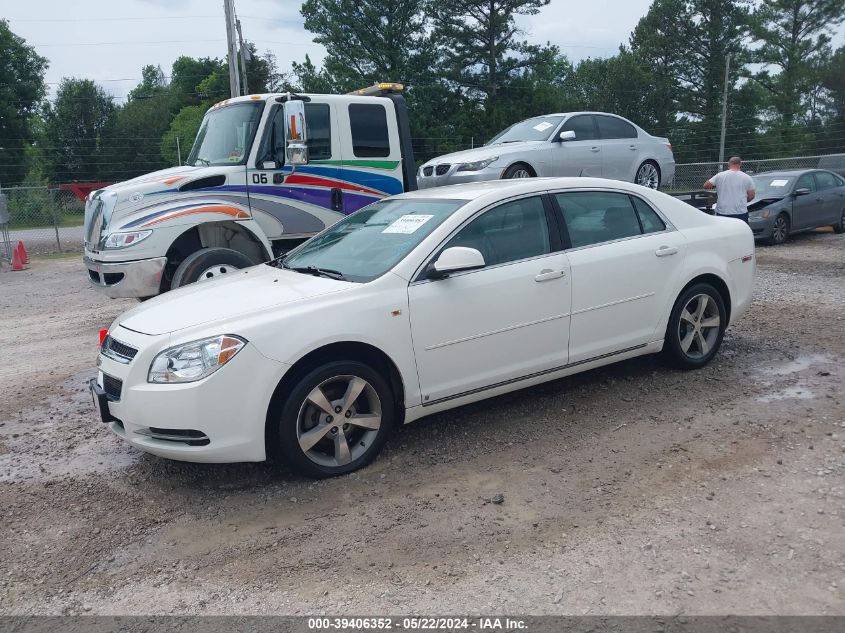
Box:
left=4, top=0, right=845, bottom=102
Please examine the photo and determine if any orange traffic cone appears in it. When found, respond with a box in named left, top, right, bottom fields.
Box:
left=16, top=241, right=28, bottom=264
left=11, top=247, right=24, bottom=271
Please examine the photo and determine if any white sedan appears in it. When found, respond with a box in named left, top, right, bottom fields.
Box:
left=91, top=178, right=755, bottom=477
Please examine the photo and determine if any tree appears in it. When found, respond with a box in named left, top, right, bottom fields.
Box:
left=300, top=0, right=432, bottom=91
left=160, top=104, right=210, bottom=165
left=42, top=78, right=116, bottom=182
left=824, top=46, right=845, bottom=120
left=430, top=0, right=551, bottom=102
left=750, top=0, right=845, bottom=126
left=0, top=20, right=47, bottom=186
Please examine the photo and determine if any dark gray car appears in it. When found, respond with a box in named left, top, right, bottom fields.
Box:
left=748, top=169, right=845, bottom=245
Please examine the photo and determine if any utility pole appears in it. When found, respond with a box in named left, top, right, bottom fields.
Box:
left=223, top=0, right=241, bottom=98
left=718, top=53, right=731, bottom=171
left=236, top=15, right=250, bottom=95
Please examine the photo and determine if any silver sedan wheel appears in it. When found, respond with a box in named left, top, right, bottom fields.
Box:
left=296, top=374, right=382, bottom=468
left=509, top=168, right=532, bottom=179
left=677, top=294, right=721, bottom=360
left=198, top=264, right=239, bottom=281
left=636, top=163, right=660, bottom=189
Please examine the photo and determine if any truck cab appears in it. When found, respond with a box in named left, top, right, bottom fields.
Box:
left=84, top=84, right=416, bottom=299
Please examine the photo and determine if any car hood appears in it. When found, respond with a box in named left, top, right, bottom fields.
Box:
left=748, top=195, right=787, bottom=212
left=422, top=141, right=544, bottom=166
left=117, top=264, right=352, bottom=336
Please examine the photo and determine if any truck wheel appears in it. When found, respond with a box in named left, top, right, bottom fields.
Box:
left=171, top=247, right=256, bottom=289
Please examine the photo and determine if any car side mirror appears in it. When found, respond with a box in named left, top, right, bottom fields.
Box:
left=283, top=100, right=308, bottom=166
left=559, top=130, right=576, bottom=142
left=793, top=187, right=810, bottom=197
left=428, top=247, right=486, bottom=279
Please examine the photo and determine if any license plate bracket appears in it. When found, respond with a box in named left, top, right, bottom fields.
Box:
left=89, top=378, right=117, bottom=424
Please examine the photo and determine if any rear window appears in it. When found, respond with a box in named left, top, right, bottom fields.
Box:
left=349, top=103, right=391, bottom=158
left=596, top=115, right=637, bottom=139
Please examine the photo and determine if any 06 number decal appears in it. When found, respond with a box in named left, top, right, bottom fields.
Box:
left=251, top=173, right=269, bottom=184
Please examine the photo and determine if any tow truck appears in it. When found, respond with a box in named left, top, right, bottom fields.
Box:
left=83, top=83, right=416, bottom=298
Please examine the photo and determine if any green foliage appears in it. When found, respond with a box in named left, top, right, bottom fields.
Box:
left=0, top=19, right=48, bottom=186
left=160, top=104, right=210, bottom=165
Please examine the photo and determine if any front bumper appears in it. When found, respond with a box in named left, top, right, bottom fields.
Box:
left=84, top=255, right=167, bottom=299
left=94, top=327, right=289, bottom=463
left=748, top=216, right=773, bottom=240
left=417, top=165, right=502, bottom=189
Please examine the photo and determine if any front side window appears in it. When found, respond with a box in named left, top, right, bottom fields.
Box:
left=561, top=115, right=597, bottom=141
left=349, top=103, right=390, bottom=157
left=281, top=199, right=464, bottom=283
left=596, top=115, right=637, bottom=139
left=442, top=196, right=551, bottom=267
left=555, top=191, right=642, bottom=248
left=188, top=102, right=263, bottom=166
left=796, top=173, right=817, bottom=192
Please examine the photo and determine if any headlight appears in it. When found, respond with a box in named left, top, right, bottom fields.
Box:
left=749, top=209, right=770, bottom=219
left=148, top=335, right=246, bottom=384
left=457, top=156, right=499, bottom=172
left=102, top=230, right=152, bottom=249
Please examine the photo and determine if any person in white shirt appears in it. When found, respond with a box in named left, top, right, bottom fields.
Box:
left=703, top=156, right=756, bottom=222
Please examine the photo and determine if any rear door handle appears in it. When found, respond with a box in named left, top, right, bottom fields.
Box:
left=535, top=269, right=566, bottom=282
left=655, top=245, right=678, bottom=257
left=590, top=147, right=600, bottom=153
left=629, top=145, right=637, bottom=151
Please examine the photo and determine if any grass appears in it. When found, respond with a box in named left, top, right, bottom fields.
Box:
left=9, top=214, right=84, bottom=230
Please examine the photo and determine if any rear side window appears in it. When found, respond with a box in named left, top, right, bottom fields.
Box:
left=349, top=103, right=391, bottom=158
left=561, top=115, right=597, bottom=141
left=596, top=115, right=637, bottom=139
left=304, top=103, right=332, bottom=160
left=631, top=196, right=666, bottom=233
left=555, top=191, right=642, bottom=248
left=815, top=171, right=839, bottom=190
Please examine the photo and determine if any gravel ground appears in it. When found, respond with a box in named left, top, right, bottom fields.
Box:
left=0, top=233, right=843, bottom=616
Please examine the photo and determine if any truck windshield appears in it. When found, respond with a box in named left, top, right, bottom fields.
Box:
left=279, top=199, right=466, bottom=283
left=487, top=115, right=564, bottom=145
left=187, top=102, right=263, bottom=167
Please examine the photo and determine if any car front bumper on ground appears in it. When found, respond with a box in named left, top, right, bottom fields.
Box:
left=84, top=255, right=167, bottom=298
left=417, top=164, right=503, bottom=189
left=92, top=326, right=289, bottom=463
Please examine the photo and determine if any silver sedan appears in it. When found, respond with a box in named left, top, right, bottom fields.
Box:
left=418, top=112, right=676, bottom=190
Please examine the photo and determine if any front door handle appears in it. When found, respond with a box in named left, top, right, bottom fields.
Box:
left=655, top=245, right=678, bottom=257
left=535, top=269, right=566, bottom=282
left=590, top=146, right=600, bottom=153
left=629, top=145, right=637, bottom=151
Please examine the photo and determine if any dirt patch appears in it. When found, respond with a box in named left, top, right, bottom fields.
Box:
left=1, top=233, right=844, bottom=615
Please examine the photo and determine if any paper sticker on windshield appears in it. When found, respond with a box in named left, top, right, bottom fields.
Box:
left=533, top=122, right=553, bottom=132
left=382, top=214, right=434, bottom=234
left=770, top=179, right=789, bottom=187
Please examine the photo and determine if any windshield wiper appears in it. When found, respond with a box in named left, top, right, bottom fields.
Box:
left=193, top=157, right=210, bottom=166
left=289, top=265, right=347, bottom=281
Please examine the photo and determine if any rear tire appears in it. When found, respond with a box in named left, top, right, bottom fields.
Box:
left=503, top=163, right=534, bottom=179
left=833, top=208, right=845, bottom=234
left=767, top=213, right=790, bottom=245
left=171, top=247, right=255, bottom=289
left=662, top=283, right=727, bottom=369
left=273, top=360, right=395, bottom=478
left=635, top=161, right=661, bottom=189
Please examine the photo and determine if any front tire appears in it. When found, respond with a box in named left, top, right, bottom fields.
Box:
left=274, top=361, right=395, bottom=478
left=767, top=213, right=790, bottom=245
left=662, top=283, right=727, bottom=369
left=833, top=208, right=845, bottom=234
left=635, top=161, right=661, bottom=189
left=171, top=247, right=255, bottom=289
left=502, top=163, right=534, bottom=179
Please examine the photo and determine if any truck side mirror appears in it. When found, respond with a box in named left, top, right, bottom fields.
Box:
left=283, top=100, right=308, bottom=166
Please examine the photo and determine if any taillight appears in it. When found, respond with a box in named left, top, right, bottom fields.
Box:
left=666, top=143, right=673, bottom=153
left=99, top=329, right=108, bottom=347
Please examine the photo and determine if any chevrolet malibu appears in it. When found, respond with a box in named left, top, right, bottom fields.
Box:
left=91, top=178, right=754, bottom=477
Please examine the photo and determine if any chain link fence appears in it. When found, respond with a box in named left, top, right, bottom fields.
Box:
left=670, top=153, right=845, bottom=190
left=0, top=186, right=86, bottom=257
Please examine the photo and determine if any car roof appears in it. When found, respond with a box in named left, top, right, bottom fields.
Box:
left=397, top=177, right=647, bottom=202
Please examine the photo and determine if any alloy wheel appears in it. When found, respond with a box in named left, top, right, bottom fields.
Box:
left=677, top=293, right=721, bottom=360
left=296, top=374, right=382, bottom=468
left=510, top=168, right=532, bottom=179
left=636, top=163, right=659, bottom=189
left=772, top=215, right=788, bottom=244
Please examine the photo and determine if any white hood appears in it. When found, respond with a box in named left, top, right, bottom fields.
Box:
left=118, top=264, right=351, bottom=336
left=422, top=141, right=544, bottom=166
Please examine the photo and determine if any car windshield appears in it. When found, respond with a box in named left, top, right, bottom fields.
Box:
left=487, top=115, right=564, bottom=145
left=187, top=102, right=263, bottom=167
left=752, top=174, right=796, bottom=198
left=279, top=198, right=466, bottom=283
